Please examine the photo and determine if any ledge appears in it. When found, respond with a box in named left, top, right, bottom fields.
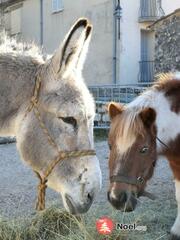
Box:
left=52, top=8, right=64, bottom=14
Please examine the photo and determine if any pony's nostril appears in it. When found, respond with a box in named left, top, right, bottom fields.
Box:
left=132, top=191, right=138, bottom=199
left=119, top=191, right=127, bottom=203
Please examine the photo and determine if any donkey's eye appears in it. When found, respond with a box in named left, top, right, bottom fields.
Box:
left=139, top=146, right=149, bottom=154
left=108, top=143, right=112, bottom=150
left=59, top=117, right=77, bottom=129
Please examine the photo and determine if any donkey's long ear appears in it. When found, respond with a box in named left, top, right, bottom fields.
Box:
left=51, top=18, right=92, bottom=75
left=108, top=102, right=124, bottom=120
left=139, top=108, right=156, bottom=129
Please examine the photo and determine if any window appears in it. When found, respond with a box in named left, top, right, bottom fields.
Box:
left=52, top=0, right=64, bottom=13
left=10, top=7, right=21, bottom=35
left=139, top=30, right=155, bottom=83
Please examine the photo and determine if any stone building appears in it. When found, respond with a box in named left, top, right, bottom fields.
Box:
left=150, top=8, right=180, bottom=74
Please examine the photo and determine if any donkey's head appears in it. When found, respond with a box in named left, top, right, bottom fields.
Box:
left=17, top=19, right=102, bottom=214
left=107, top=102, right=157, bottom=212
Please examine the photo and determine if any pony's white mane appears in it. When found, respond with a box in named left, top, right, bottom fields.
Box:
left=0, top=32, right=50, bottom=63
left=110, top=72, right=180, bottom=154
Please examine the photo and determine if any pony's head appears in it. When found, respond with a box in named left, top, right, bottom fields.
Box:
left=16, top=19, right=102, bottom=214
left=107, top=102, right=157, bottom=212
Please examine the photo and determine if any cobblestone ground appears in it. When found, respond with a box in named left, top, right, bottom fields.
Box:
left=0, top=141, right=177, bottom=239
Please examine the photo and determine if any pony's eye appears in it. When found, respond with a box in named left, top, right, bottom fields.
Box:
left=59, top=117, right=77, bottom=129
left=139, top=146, right=149, bottom=154
left=108, top=143, right=112, bottom=150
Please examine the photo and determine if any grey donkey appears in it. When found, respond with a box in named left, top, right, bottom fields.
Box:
left=0, top=18, right=102, bottom=214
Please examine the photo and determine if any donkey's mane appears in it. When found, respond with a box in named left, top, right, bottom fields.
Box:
left=0, top=32, right=49, bottom=63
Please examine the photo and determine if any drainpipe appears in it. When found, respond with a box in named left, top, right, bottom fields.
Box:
left=40, top=0, right=43, bottom=45
left=113, top=0, right=117, bottom=84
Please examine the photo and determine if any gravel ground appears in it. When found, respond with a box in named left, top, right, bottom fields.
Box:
left=0, top=141, right=111, bottom=218
left=0, top=141, right=177, bottom=239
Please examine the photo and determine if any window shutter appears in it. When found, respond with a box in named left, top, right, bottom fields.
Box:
left=52, top=0, right=57, bottom=12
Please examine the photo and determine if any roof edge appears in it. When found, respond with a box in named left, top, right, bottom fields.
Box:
left=0, top=0, right=24, bottom=8
left=148, top=8, right=180, bottom=29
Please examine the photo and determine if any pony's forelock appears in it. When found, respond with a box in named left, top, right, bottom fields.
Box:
left=110, top=108, right=145, bottom=155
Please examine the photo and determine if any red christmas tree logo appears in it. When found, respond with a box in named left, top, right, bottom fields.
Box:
left=96, top=216, right=114, bottom=235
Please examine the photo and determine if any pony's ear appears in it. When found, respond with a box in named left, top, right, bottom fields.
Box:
left=108, top=102, right=124, bottom=119
left=139, top=108, right=156, bottom=129
left=50, top=18, right=92, bottom=75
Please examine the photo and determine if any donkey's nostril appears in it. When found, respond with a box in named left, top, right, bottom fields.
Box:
left=107, top=191, right=110, bottom=201
left=87, top=192, right=94, bottom=203
left=65, top=193, right=94, bottom=215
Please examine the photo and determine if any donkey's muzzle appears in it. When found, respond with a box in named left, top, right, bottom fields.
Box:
left=65, top=193, right=94, bottom=215
left=107, top=190, right=137, bottom=212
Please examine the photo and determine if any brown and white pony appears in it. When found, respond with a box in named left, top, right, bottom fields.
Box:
left=107, top=73, right=180, bottom=240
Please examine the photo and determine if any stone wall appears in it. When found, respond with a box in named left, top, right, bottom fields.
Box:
left=0, top=137, right=16, bottom=144
left=153, top=10, right=180, bottom=74
left=89, top=85, right=146, bottom=128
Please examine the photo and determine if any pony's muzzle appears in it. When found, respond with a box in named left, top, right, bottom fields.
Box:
left=65, top=192, right=94, bottom=215
left=107, top=190, right=137, bottom=212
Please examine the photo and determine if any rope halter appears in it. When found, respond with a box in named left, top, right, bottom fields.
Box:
left=25, top=74, right=96, bottom=211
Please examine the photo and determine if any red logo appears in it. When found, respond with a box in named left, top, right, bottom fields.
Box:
left=96, top=216, right=114, bottom=235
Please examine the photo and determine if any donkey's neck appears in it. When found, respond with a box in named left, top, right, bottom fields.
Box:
left=0, top=55, right=40, bottom=136
left=129, top=88, right=180, bottom=153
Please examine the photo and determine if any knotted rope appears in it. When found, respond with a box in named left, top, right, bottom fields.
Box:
left=25, top=75, right=96, bottom=211
left=35, top=171, right=48, bottom=211
left=35, top=150, right=95, bottom=211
